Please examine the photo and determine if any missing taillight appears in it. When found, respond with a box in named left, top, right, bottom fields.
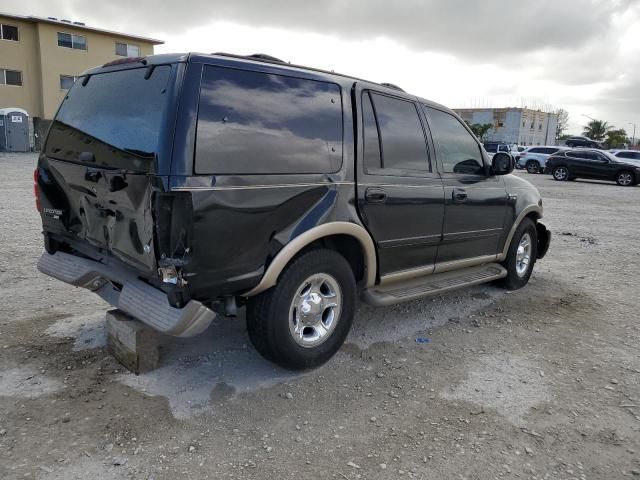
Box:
left=153, top=191, right=193, bottom=267
left=34, top=168, right=41, bottom=212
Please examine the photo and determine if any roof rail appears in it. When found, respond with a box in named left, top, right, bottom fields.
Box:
left=212, top=52, right=288, bottom=65
left=380, top=82, right=405, bottom=92
left=248, top=53, right=286, bottom=64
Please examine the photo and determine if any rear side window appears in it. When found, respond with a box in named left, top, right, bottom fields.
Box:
left=425, top=107, right=485, bottom=175
left=528, top=147, right=543, bottom=154
left=365, top=92, right=430, bottom=173
left=542, top=147, right=559, bottom=154
left=617, top=151, right=640, bottom=160
left=195, top=66, right=343, bottom=175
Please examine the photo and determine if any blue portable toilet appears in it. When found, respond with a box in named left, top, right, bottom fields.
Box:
left=0, top=108, right=30, bottom=152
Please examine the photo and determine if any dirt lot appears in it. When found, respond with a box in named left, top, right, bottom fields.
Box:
left=1, top=152, right=639, bottom=479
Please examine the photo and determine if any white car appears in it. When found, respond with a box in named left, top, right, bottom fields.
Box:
left=517, top=146, right=569, bottom=174
left=609, top=149, right=640, bottom=164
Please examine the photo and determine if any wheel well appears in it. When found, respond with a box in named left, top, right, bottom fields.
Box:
left=296, top=234, right=365, bottom=284
left=296, top=235, right=365, bottom=282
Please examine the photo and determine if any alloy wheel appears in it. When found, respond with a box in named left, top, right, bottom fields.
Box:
left=515, top=233, right=532, bottom=278
left=288, top=273, right=342, bottom=348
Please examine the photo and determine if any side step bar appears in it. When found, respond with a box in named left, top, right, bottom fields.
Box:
left=362, top=263, right=507, bottom=307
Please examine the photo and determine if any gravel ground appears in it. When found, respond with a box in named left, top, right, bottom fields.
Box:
left=1, top=152, right=639, bottom=479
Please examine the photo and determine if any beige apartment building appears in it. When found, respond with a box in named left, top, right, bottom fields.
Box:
left=0, top=13, right=162, bottom=149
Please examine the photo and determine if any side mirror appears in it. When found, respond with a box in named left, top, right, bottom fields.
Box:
left=491, top=152, right=514, bottom=175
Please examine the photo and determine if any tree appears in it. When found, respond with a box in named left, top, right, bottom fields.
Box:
left=604, top=128, right=628, bottom=148
left=465, top=122, right=493, bottom=141
left=583, top=119, right=612, bottom=141
left=555, top=108, right=569, bottom=139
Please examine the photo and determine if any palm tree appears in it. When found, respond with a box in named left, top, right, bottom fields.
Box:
left=583, top=120, right=613, bottom=141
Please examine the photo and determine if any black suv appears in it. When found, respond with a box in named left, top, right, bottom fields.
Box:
left=545, top=149, right=640, bottom=186
left=36, top=53, right=550, bottom=369
left=564, top=136, right=603, bottom=149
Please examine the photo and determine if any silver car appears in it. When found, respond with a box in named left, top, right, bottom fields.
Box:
left=517, top=146, right=569, bottom=174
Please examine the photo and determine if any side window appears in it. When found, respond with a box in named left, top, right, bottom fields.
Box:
left=543, top=148, right=558, bottom=154
left=367, top=92, right=430, bottom=172
left=362, top=92, right=382, bottom=171
left=617, top=151, right=640, bottom=160
left=195, top=66, right=343, bottom=175
left=529, top=148, right=542, bottom=154
left=425, top=107, right=485, bottom=175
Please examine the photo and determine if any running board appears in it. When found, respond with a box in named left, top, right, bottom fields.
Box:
left=362, top=263, right=507, bottom=307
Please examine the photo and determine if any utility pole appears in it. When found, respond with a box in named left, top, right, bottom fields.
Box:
left=629, top=123, right=636, bottom=148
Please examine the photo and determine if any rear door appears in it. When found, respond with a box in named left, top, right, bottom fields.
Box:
left=422, top=105, right=509, bottom=265
left=356, top=89, right=444, bottom=278
left=39, top=64, right=177, bottom=273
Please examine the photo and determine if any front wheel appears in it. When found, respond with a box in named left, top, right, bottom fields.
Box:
left=616, top=170, right=635, bottom=186
left=246, top=249, right=356, bottom=370
left=553, top=166, right=569, bottom=181
left=500, top=218, right=538, bottom=290
left=526, top=161, right=540, bottom=174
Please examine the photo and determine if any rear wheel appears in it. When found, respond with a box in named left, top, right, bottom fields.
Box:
left=500, top=218, right=537, bottom=290
left=616, top=170, right=635, bottom=186
left=553, top=166, right=569, bottom=181
left=246, top=249, right=356, bottom=370
left=526, top=161, right=540, bottom=174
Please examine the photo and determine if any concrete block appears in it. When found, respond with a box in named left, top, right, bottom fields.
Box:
left=105, top=309, right=160, bottom=374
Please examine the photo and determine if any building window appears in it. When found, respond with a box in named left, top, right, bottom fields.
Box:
left=539, top=124, right=542, bottom=130
left=0, top=68, right=23, bottom=86
left=0, top=24, right=19, bottom=41
left=60, top=75, right=78, bottom=90
left=115, top=42, right=140, bottom=57
left=57, top=32, right=87, bottom=50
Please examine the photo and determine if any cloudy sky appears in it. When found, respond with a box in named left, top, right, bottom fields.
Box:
left=5, top=0, right=640, bottom=136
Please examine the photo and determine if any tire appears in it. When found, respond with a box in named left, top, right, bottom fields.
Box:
left=500, top=218, right=537, bottom=290
left=526, top=161, right=540, bottom=174
left=553, top=166, right=569, bottom=181
left=246, top=249, right=356, bottom=370
left=616, top=170, right=635, bottom=187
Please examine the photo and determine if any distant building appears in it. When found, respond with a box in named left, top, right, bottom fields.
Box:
left=454, top=107, right=558, bottom=146
left=0, top=13, right=163, bottom=150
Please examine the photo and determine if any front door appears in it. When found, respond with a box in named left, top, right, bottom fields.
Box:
left=356, top=89, right=444, bottom=279
left=422, top=105, right=510, bottom=266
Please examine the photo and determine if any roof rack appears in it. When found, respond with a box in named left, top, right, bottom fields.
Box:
left=212, top=52, right=287, bottom=65
left=380, top=82, right=405, bottom=92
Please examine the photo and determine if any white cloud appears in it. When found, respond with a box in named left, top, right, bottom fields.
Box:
left=2, top=0, right=639, bottom=135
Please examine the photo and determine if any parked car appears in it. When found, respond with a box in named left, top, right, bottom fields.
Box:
left=35, top=52, right=550, bottom=370
left=517, top=146, right=570, bottom=174
left=609, top=149, right=640, bottom=162
left=483, top=142, right=519, bottom=158
left=545, top=149, right=640, bottom=186
left=564, top=136, right=603, bottom=149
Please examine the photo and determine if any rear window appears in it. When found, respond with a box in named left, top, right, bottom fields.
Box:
left=483, top=144, right=498, bottom=153
left=46, top=65, right=172, bottom=171
left=195, top=65, right=343, bottom=175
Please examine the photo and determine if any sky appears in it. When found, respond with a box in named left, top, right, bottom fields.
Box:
left=4, top=0, right=640, bottom=137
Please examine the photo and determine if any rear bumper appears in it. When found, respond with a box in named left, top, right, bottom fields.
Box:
left=37, top=251, right=215, bottom=337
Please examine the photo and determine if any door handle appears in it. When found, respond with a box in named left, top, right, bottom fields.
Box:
left=452, top=188, right=467, bottom=203
left=365, top=187, right=387, bottom=203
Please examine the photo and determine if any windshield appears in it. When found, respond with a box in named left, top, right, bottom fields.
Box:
left=46, top=65, right=172, bottom=171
